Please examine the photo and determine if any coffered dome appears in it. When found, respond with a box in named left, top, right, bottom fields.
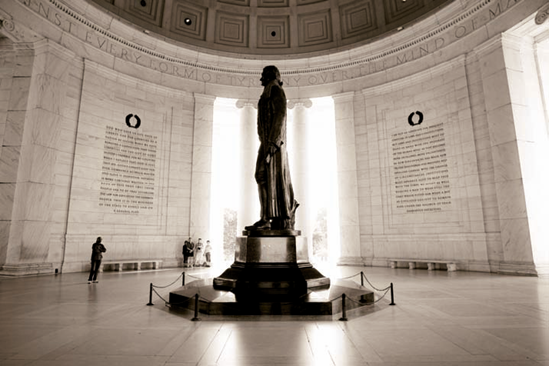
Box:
left=91, top=0, right=453, bottom=57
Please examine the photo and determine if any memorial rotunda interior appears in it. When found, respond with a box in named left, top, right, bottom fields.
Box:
left=1, top=0, right=549, bottom=364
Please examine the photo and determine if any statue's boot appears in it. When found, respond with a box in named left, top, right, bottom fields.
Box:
left=244, top=184, right=271, bottom=231
left=245, top=219, right=271, bottom=231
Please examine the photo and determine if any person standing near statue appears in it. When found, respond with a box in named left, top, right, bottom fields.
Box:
left=204, top=240, right=212, bottom=267
left=187, top=239, right=195, bottom=268
left=182, top=237, right=194, bottom=268
left=88, top=237, right=106, bottom=284
left=245, top=65, right=299, bottom=231
left=195, top=238, right=204, bottom=266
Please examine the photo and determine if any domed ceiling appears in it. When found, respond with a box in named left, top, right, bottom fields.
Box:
left=91, top=0, right=453, bottom=57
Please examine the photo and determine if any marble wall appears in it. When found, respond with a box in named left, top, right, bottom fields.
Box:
left=353, top=56, right=489, bottom=271
left=0, top=40, right=82, bottom=275
left=0, top=37, right=199, bottom=274
left=62, top=61, right=196, bottom=273
left=1, top=0, right=548, bottom=276
left=0, top=39, right=16, bottom=268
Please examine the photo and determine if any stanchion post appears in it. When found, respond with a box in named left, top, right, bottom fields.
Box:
left=390, top=282, right=396, bottom=306
left=182, top=272, right=185, bottom=286
left=147, top=283, right=154, bottom=306
left=191, top=294, right=201, bottom=321
left=339, top=294, right=348, bottom=321
left=360, top=271, right=364, bottom=287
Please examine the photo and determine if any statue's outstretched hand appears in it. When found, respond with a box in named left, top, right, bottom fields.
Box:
left=265, top=143, right=278, bottom=164
left=268, top=143, right=278, bottom=155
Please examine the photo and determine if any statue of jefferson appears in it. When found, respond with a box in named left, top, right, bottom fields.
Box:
left=245, top=66, right=299, bottom=231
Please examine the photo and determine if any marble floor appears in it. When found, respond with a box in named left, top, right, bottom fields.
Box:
left=1, top=263, right=549, bottom=366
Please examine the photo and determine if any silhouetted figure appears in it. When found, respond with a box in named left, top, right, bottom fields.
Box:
left=245, top=65, right=298, bottom=231
left=88, top=237, right=106, bottom=284
left=183, top=237, right=194, bottom=268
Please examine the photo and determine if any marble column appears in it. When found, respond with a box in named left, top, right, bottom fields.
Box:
left=476, top=34, right=545, bottom=276
left=1, top=40, right=75, bottom=275
left=287, top=99, right=312, bottom=252
left=332, top=92, right=362, bottom=265
left=236, top=99, right=258, bottom=232
left=190, top=94, right=215, bottom=241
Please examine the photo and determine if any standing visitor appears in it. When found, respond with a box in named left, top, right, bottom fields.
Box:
left=182, top=237, right=191, bottom=267
left=88, top=237, right=106, bottom=284
left=187, top=239, right=195, bottom=268
left=204, top=240, right=212, bottom=267
left=195, top=238, right=204, bottom=266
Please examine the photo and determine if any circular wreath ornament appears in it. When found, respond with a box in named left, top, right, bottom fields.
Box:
left=408, top=111, right=424, bottom=126
left=125, top=114, right=141, bottom=129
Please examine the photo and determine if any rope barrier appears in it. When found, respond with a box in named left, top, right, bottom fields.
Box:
left=145, top=268, right=397, bottom=317
left=338, top=272, right=362, bottom=280
left=151, top=272, right=184, bottom=289
left=360, top=271, right=391, bottom=292
left=185, top=273, right=204, bottom=280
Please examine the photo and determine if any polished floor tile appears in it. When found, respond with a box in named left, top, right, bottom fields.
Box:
left=1, top=264, right=549, bottom=365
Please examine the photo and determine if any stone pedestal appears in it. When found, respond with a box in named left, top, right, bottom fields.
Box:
left=170, top=230, right=374, bottom=316
left=213, top=230, right=330, bottom=300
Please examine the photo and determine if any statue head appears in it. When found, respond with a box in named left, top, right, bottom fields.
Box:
left=261, top=65, right=283, bottom=87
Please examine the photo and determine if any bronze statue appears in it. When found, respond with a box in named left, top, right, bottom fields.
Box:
left=245, top=66, right=299, bottom=231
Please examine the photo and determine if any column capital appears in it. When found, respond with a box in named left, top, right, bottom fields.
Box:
left=193, top=93, right=216, bottom=104
left=236, top=99, right=257, bottom=109
left=287, top=99, right=312, bottom=109
left=332, top=92, right=355, bottom=103
left=535, top=3, right=549, bottom=25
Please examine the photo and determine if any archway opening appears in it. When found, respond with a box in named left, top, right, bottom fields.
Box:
left=211, top=97, right=340, bottom=266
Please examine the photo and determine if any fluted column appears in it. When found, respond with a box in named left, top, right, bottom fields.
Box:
left=332, top=92, right=361, bottom=265
left=190, top=94, right=216, bottom=241
left=236, top=99, right=259, bottom=232
left=288, top=99, right=313, bottom=247
left=475, top=34, right=548, bottom=276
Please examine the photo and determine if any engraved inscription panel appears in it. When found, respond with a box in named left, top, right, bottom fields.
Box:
left=391, top=123, right=451, bottom=213
left=99, top=126, right=158, bottom=214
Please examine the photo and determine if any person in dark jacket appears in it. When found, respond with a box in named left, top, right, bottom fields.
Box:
left=88, top=237, right=106, bottom=284
left=182, top=237, right=194, bottom=268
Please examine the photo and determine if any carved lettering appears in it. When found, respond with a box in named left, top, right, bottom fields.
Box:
left=99, top=125, right=158, bottom=214
left=397, top=53, right=411, bottom=65
left=15, top=0, right=523, bottom=87
left=435, top=37, right=445, bottom=49
left=37, top=2, right=49, bottom=18
left=391, top=123, right=452, bottom=213
left=455, top=25, right=467, bottom=38
left=54, top=12, right=62, bottom=26
left=489, top=3, right=503, bottom=19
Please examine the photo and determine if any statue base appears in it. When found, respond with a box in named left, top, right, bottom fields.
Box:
left=169, top=230, right=374, bottom=316
left=169, top=278, right=374, bottom=316
left=213, top=231, right=330, bottom=300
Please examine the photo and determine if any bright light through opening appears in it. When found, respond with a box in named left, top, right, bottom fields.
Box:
left=211, top=97, right=340, bottom=266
